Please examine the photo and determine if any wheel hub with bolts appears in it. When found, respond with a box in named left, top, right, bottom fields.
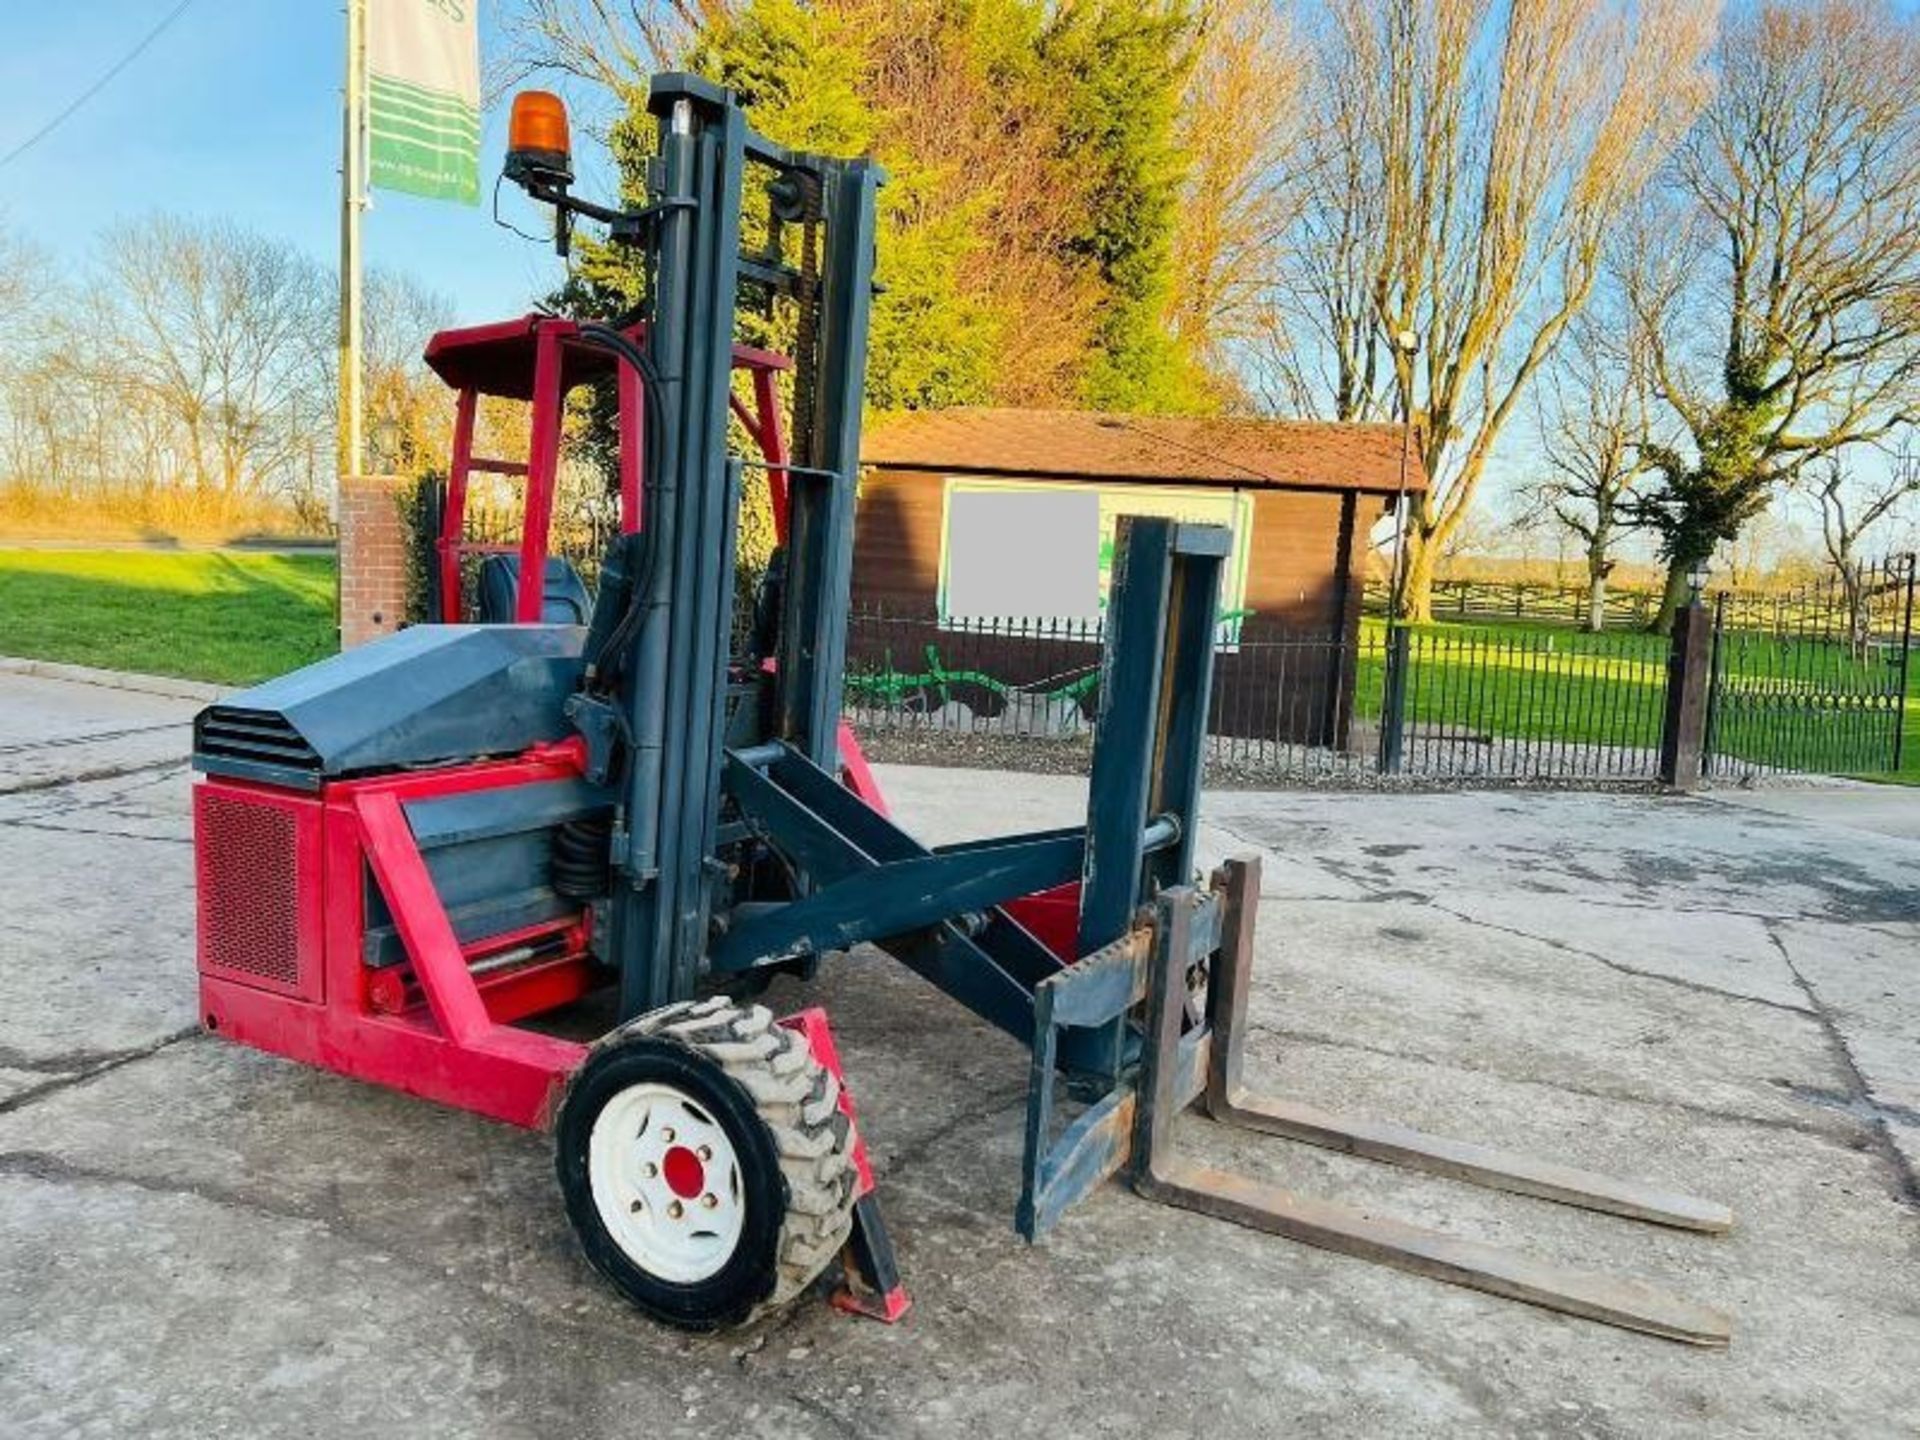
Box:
left=588, top=1081, right=745, bottom=1284
left=557, top=997, right=860, bottom=1330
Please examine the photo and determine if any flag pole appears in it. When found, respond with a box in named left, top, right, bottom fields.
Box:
left=339, top=0, right=367, bottom=485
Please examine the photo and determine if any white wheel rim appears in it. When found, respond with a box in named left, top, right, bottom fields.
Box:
left=587, top=1081, right=746, bottom=1284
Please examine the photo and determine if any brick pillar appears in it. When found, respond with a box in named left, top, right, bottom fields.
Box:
left=338, top=474, right=407, bottom=649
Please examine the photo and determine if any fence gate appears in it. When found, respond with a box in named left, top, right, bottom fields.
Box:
left=1705, top=553, right=1916, bottom=779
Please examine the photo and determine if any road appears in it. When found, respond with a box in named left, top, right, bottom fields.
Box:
left=2, top=664, right=1917, bottom=1437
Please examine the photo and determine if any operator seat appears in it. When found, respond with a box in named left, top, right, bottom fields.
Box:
left=475, top=554, right=593, bottom=625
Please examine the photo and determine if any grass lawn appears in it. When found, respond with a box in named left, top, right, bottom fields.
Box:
left=0, top=549, right=338, bottom=687
left=1868, top=694, right=1920, bottom=785
left=1351, top=616, right=1668, bottom=752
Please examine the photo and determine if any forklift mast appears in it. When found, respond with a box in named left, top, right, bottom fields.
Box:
left=565, top=75, right=881, bottom=1018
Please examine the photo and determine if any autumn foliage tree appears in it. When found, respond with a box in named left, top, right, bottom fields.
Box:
left=510, top=0, right=1226, bottom=414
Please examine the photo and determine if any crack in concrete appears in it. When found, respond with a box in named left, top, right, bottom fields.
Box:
left=0, top=754, right=187, bottom=798
left=0, top=1148, right=328, bottom=1224
left=1776, top=1080, right=1920, bottom=1131
left=1228, top=828, right=1818, bottom=1020
left=0, top=815, right=192, bottom=846
left=8, top=760, right=188, bottom=817
left=0, top=721, right=185, bottom=757
left=0, top=1146, right=690, bottom=1359
left=879, top=1084, right=1029, bottom=1178
left=782, top=1388, right=876, bottom=1439
left=0, top=1033, right=197, bottom=1075
left=3, top=1135, right=944, bottom=1432
left=1425, top=899, right=1818, bottom=1018
left=1200, top=799, right=1920, bottom=1224
left=1762, top=922, right=1920, bottom=1211
left=0, top=1026, right=201, bottom=1115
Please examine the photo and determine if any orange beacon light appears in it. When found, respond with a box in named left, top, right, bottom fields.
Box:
left=506, top=90, right=573, bottom=189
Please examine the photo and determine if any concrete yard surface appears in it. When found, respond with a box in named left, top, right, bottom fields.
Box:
left=3, top=668, right=1918, bottom=1437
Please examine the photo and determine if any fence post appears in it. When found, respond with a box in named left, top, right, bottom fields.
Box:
left=1659, top=598, right=1713, bottom=790
left=1377, top=623, right=1411, bottom=774
left=418, top=475, right=446, bottom=624
left=1891, top=553, right=1917, bottom=773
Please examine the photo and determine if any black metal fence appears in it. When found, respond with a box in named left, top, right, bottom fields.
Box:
left=848, top=556, right=1916, bottom=785
left=1371, top=624, right=1670, bottom=781
left=400, top=480, right=1914, bottom=786
left=1705, top=554, right=1916, bottom=779
left=845, top=608, right=1677, bottom=782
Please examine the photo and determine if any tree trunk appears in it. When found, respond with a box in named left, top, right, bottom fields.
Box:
left=1400, top=531, right=1438, bottom=623
left=1584, top=527, right=1610, bottom=633
left=1838, top=558, right=1868, bottom=658
left=1650, top=557, right=1692, bottom=635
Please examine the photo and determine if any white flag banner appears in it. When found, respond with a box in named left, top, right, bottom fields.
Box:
left=367, top=0, right=480, bottom=204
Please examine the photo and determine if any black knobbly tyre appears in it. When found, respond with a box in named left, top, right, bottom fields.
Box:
left=555, top=997, right=859, bottom=1331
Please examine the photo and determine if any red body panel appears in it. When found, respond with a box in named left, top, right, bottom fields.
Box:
left=195, top=752, right=596, bottom=1130
left=835, top=720, right=888, bottom=817
left=192, top=745, right=914, bottom=1135
left=1003, top=882, right=1083, bottom=963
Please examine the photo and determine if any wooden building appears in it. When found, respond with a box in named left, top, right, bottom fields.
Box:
left=851, top=408, right=1430, bottom=745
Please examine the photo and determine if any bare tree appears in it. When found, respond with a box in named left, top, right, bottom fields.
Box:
left=1254, top=4, right=1392, bottom=421
left=492, top=0, right=716, bottom=95
left=361, top=268, right=457, bottom=476
left=101, top=215, right=331, bottom=501
left=0, top=225, right=43, bottom=344
left=1529, top=305, right=1656, bottom=630
left=1631, top=0, right=1920, bottom=627
left=1287, top=0, right=1714, bottom=620
left=1807, top=446, right=1920, bottom=647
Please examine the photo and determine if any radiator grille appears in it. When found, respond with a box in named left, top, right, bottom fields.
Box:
left=197, top=788, right=308, bottom=993
left=196, top=706, right=320, bottom=774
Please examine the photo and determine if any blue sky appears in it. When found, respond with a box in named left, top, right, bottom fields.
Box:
left=0, top=0, right=574, bottom=323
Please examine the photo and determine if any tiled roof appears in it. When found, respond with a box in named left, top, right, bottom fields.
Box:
left=861, top=407, right=1428, bottom=495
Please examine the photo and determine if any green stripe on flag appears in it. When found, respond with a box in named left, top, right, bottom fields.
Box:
left=370, top=104, right=478, bottom=151
left=369, top=69, right=475, bottom=109
left=367, top=72, right=479, bottom=204
left=370, top=85, right=478, bottom=125
left=369, top=86, right=477, bottom=136
left=370, top=86, right=477, bottom=131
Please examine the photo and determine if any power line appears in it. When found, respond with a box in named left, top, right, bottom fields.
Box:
left=0, top=0, right=200, bottom=171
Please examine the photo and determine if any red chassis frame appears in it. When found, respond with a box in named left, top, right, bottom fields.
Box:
left=195, top=738, right=910, bottom=1318
left=195, top=734, right=907, bottom=1129
left=196, top=731, right=1055, bottom=1131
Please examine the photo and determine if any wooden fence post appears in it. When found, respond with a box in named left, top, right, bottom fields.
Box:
left=1659, top=600, right=1713, bottom=790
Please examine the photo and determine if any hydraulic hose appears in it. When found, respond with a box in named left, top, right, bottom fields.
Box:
left=574, top=321, right=669, bottom=692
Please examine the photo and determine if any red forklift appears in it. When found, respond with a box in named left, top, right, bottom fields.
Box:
left=190, top=76, right=1733, bottom=1342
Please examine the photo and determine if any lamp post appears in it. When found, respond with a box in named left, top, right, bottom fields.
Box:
left=1379, top=327, right=1420, bottom=775
left=1687, top=556, right=1711, bottom=604
left=1389, top=327, right=1420, bottom=620
left=369, top=411, right=404, bottom=475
